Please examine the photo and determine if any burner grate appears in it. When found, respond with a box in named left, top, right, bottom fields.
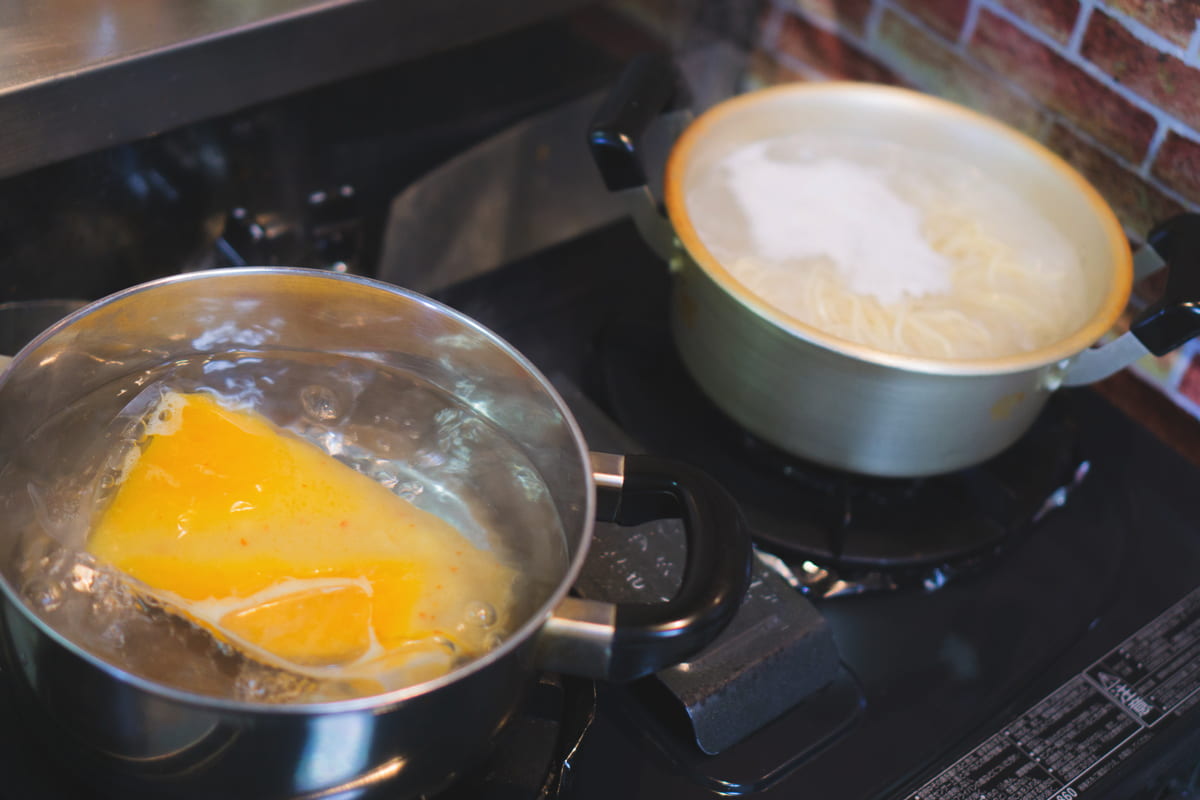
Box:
left=591, top=308, right=1088, bottom=592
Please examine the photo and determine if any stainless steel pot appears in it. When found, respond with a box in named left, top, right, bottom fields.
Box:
left=590, top=56, right=1200, bottom=477
left=0, top=268, right=751, bottom=798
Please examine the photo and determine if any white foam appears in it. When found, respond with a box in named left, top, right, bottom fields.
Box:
left=718, top=141, right=953, bottom=305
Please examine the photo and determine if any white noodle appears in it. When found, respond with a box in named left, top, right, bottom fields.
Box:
left=686, top=135, right=1091, bottom=360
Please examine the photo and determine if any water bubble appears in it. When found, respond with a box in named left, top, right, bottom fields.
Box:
left=99, top=622, right=126, bottom=648
left=459, top=417, right=486, bottom=441
left=300, top=385, right=340, bottom=421
left=70, top=562, right=99, bottom=593
left=512, top=466, right=546, bottom=500
left=397, top=481, right=424, bottom=501
left=105, top=443, right=140, bottom=480
left=368, top=466, right=400, bottom=491
left=90, top=588, right=127, bottom=619
left=98, top=473, right=116, bottom=491
left=484, top=632, right=505, bottom=652
left=314, top=429, right=346, bottom=457
left=42, top=545, right=76, bottom=579
left=123, top=419, right=147, bottom=442
left=234, top=666, right=315, bottom=703
left=464, top=601, right=497, bottom=628
left=23, top=579, right=64, bottom=613
left=415, top=449, right=446, bottom=469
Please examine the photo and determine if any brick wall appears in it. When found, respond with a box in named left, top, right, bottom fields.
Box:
left=753, top=0, right=1200, bottom=241
left=605, top=0, right=1200, bottom=241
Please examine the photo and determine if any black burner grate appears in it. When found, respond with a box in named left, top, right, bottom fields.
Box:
left=590, top=308, right=1088, bottom=589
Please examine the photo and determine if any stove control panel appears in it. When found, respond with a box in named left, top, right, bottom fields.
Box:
left=907, top=585, right=1200, bottom=799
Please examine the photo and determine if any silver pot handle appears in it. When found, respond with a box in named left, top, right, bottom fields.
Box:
left=1133, top=235, right=1167, bottom=281
left=1062, top=214, right=1200, bottom=387
left=1060, top=331, right=1152, bottom=387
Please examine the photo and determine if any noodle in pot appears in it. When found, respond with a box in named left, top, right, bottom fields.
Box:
left=685, top=135, right=1090, bottom=361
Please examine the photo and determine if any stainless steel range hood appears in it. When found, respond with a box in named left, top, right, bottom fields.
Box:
left=0, top=0, right=591, bottom=180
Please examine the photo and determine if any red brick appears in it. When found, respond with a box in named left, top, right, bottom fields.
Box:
left=970, top=10, right=1157, bottom=162
left=995, top=0, right=1081, bottom=44
left=877, top=10, right=1047, bottom=136
left=1151, top=131, right=1200, bottom=205
left=1045, top=123, right=1184, bottom=238
left=892, top=0, right=969, bottom=41
left=1083, top=10, right=1200, bottom=132
left=775, top=12, right=903, bottom=84
left=790, top=0, right=875, bottom=36
left=1103, top=0, right=1198, bottom=48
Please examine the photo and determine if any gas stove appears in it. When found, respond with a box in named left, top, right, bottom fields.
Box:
left=3, top=223, right=1200, bottom=800
left=437, top=221, right=1200, bottom=800
left=2, top=14, right=1200, bottom=795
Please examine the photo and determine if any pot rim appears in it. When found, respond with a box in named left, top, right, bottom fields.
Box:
left=0, top=266, right=598, bottom=715
left=663, top=81, right=1134, bottom=377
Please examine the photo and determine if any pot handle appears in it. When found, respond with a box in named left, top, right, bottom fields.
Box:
left=588, top=53, right=692, bottom=261
left=1062, top=213, right=1200, bottom=386
left=536, top=452, right=752, bottom=683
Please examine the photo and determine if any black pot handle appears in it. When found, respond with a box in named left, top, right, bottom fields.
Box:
left=588, top=53, right=691, bottom=193
left=1064, top=213, right=1200, bottom=386
left=535, top=453, right=752, bottom=683
left=1131, top=213, right=1200, bottom=355
left=604, top=454, right=751, bottom=681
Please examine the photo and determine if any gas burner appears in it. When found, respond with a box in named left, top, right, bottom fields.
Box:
left=590, top=310, right=1089, bottom=593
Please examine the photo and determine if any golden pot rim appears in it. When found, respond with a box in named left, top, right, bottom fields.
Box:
left=663, top=81, right=1133, bottom=377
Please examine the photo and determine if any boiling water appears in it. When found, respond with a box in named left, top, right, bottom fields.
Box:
left=686, top=134, right=1092, bottom=360
left=7, top=350, right=570, bottom=703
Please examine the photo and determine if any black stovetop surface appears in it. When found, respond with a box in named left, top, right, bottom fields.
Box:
left=439, top=222, right=1200, bottom=800
left=3, top=222, right=1200, bottom=799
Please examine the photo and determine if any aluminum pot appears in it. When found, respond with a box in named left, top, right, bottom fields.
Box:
left=589, top=56, right=1200, bottom=477
left=0, top=267, right=751, bottom=799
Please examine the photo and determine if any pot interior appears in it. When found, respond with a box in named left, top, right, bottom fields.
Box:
left=0, top=269, right=591, bottom=707
left=664, top=83, right=1132, bottom=372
